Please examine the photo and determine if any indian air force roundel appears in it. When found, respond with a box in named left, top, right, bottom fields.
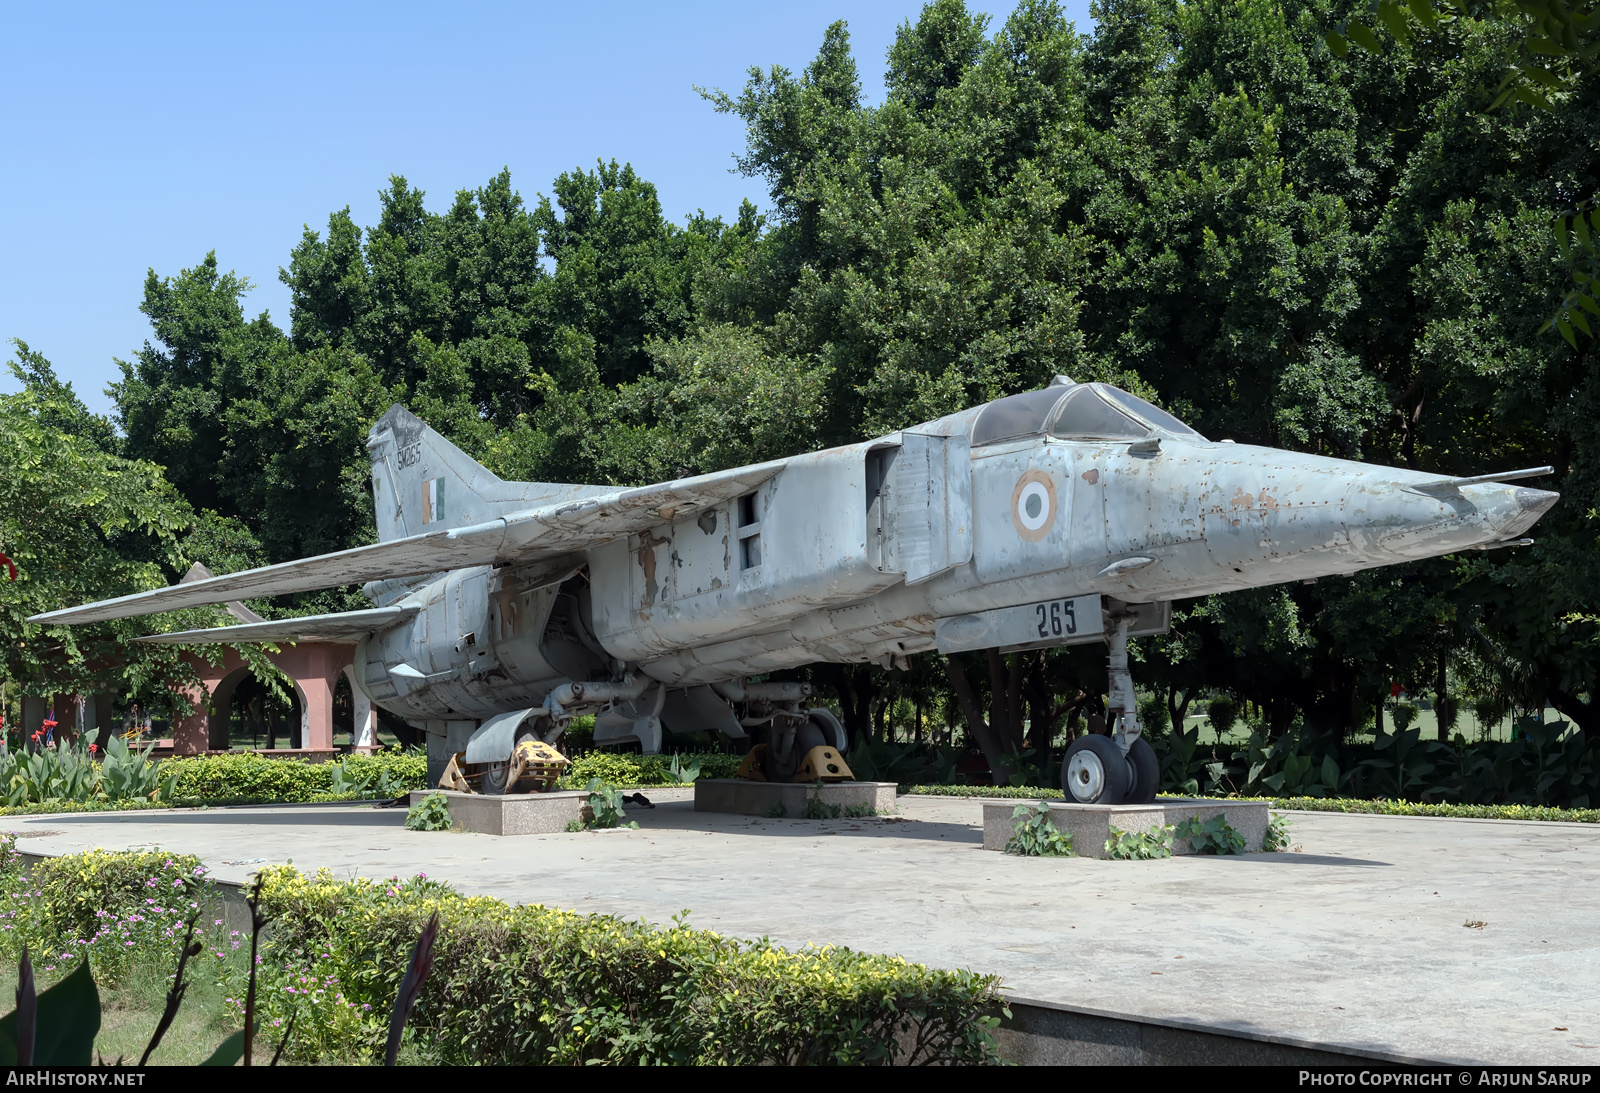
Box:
left=1011, top=469, right=1057, bottom=542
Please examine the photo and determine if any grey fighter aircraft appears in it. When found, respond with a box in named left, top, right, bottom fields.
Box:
left=31, top=376, right=1559, bottom=805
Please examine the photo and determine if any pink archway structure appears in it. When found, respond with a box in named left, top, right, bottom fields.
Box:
left=166, top=643, right=377, bottom=759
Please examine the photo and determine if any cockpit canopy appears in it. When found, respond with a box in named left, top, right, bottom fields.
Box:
left=970, top=382, right=1204, bottom=447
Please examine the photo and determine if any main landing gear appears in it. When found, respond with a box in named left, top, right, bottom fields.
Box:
left=1060, top=611, right=1159, bottom=805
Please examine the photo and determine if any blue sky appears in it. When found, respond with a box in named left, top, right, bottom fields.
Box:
left=0, top=1, right=1092, bottom=416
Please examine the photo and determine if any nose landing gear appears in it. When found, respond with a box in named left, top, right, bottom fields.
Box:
left=1060, top=611, right=1160, bottom=804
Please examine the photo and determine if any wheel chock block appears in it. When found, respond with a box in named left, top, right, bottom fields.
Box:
left=791, top=746, right=853, bottom=783
left=508, top=738, right=570, bottom=793
left=438, top=752, right=472, bottom=793
left=735, top=744, right=768, bottom=782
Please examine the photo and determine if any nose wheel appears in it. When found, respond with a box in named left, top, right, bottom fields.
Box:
left=1060, top=734, right=1159, bottom=804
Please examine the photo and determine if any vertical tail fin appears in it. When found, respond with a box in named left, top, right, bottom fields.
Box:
left=367, top=405, right=619, bottom=544
left=367, top=406, right=506, bottom=543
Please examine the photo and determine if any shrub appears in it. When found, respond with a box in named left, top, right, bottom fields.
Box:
left=0, top=800, right=172, bottom=820
left=1205, top=696, right=1239, bottom=738
left=0, top=738, right=180, bottom=808
left=557, top=751, right=742, bottom=790
left=903, top=785, right=1063, bottom=799
left=1172, top=814, right=1246, bottom=855
left=1265, top=813, right=1294, bottom=851
left=1137, top=694, right=1169, bottom=738
left=255, top=866, right=1005, bottom=1065
left=0, top=849, right=215, bottom=988
left=843, top=739, right=957, bottom=785
left=405, top=792, right=452, bottom=832
left=577, top=780, right=638, bottom=830
left=29, top=849, right=207, bottom=943
left=1272, top=797, right=1600, bottom=822
left=1004, top=803, right=1073, bottom=857
left=1104, top=825, right=1173, bottom=860
left=164, top=748, right=426, bottom=804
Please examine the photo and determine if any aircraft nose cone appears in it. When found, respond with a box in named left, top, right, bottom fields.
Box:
left=1515, top=486, right=1559, bottom=519
left=1476, top=483, right=1559, bottom=540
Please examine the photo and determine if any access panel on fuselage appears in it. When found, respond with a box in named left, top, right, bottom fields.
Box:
left=972, top=441, right=1078, bottom=584
left=589, top=444, right=907, bottom=663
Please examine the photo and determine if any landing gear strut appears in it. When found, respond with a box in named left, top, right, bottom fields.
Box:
left=1060, top=611, right=1159, bottom=804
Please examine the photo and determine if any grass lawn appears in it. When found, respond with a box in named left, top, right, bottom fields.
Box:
left=0, top=963, right=275, bottom=1065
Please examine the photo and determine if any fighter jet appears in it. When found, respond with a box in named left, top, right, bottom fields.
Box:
left=31, top=376, right=1558, bottom=805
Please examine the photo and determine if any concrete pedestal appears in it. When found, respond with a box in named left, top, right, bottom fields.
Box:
left=409, top=789, right=589, bottom=836
left=983, top=797, right=1270, bottom=858
left=694, top=779, right=898, bottom=817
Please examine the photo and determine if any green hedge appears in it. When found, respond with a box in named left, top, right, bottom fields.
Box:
left=556, top=751, right=743, bottom=789
left=163, top=748, right=427, bottom=804
left=29, top=848, right=207, bottom=944
left=0, top=847, right=1007, bottom=1064
left=252, top=866, right=1005, bottom=1065
left=901, top=786, right=1600, bottom=824
left=0, top=846, right=217, bottom=989
left=1273, top=797, right=1600, bottom=823
left=0, top=798, right=178, bottom=819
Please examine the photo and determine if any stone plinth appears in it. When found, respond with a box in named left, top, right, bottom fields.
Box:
left=982, top=797, right=1270, bottom=858
left=409, top=789, right=589, bottom=836
left=694, top=779, right=898, bottom=818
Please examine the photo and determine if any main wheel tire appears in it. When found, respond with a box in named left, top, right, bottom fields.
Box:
left=478, top=761, right=511, bottom=796
left=806, top=708, right=848, bottom=753
left=1061, top=735, right=1131, bottom=804
left=763, top=721, right=827, bottom=782
left=1125, top=736, right=1159, bottom=804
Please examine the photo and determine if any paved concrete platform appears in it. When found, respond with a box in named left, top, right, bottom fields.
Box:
left=5, top=794, right=1599, bottom=1064
left=982, top=798, right=1271, bottom=857
left=694, top=778, right=898, bottom=817
left=407, top=789, right=588, bottom=835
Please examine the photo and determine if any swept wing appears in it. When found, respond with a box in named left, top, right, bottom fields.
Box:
left=30, top=461, right=782, bottom=625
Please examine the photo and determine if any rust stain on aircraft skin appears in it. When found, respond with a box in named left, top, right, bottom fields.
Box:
left=1081, top=469, right=1099, bottom=484
left=637, top=529, right=669, bottom=609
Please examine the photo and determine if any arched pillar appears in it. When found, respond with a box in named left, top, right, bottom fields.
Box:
left=171, top=643, right=354, bottom=758
left=173, top=648, right=249, bottom=756
left=271, top=643, right=354, bottom=757
left=170, top=682, right=211, bottom=755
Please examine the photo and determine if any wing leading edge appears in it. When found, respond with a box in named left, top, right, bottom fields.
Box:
left=133, top=605, right=419, bottom=645
left=30, top=461, right=783, bottom=626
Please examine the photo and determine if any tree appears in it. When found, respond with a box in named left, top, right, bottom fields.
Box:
left=1327, top=0, right=1600, bottom=342
left=0, top=379, right=249, bottom=710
